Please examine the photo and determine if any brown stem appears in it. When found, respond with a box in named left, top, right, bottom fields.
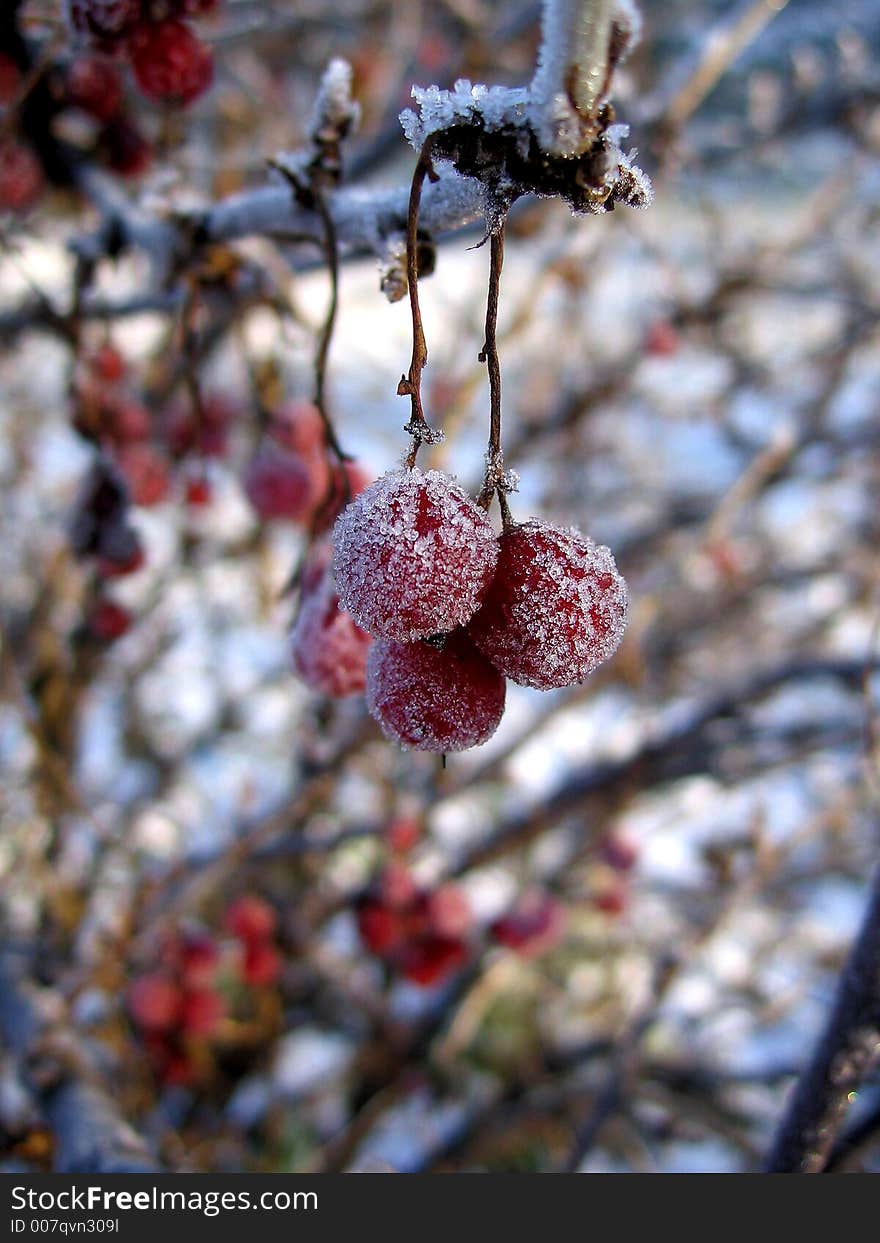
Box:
left=398, top=136, right=440, bottom=468
left=478, top=225, right=514, bottom=526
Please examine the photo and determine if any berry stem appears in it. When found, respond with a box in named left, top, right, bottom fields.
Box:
left=398, top=135, right=440, bottom=468
left=478, top=223, right=513, bottom=527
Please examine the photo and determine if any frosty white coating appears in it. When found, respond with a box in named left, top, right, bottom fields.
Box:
left=331, top=467, right=499, bottom=643
left=468, top=519, right=628, bottom=689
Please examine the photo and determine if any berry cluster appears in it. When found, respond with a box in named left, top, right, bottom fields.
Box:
left=127, top=895, right=281, bottom=1085
left=356, top=863, right=471, bottom=988
left=331, top=467, right=628, bottom=752
left=66, top=0, right=217, bottom=107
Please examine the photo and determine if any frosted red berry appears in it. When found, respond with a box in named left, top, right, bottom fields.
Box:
left=128, top=973, right=182, bottom=1032
left=291, top=551, right=372, bottom=699
left=356, top=898, right=407, bottom=956
left=66, top=0, right=141, bottom=42
left=116, top=444, right=171, bottom=507
left=425, top=885, right=471, bottom=939
left=333, top=468, right=498, bottom=643
left=467, top=520, right=628, bottom=690
left=244, top=446, right=313, bottom=522
left=366, top=629, right=506, bottom=753
left=0, top=141, right=43, bottom=213
left=66, top=54, right=123, bottom=121
left=129, top=20, right=214, bottom=106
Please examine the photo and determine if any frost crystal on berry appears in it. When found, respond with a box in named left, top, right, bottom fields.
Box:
left=366, top=630, right=506, bottom=753
left=332, top=468, right=498, bottom=643
left=467, top=520, right=628, bottom=690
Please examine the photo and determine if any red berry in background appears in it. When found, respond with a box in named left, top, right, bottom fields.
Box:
left=426, top=884, right=471, bottom=939
left=594, top=881, right=629, bottom=917
left=332, top=468, right=499, bottom=643
left=87, top=596, right=132, bottom=642
left=244, top=445, right=313, bottom=522
left=0, top=55, right=22, bottom=105
left=599, top=833, right=639, bottom=873
left=180, top=987, right=224, bottom=1036
left=89, top=343, right=126, bottom=384
left=356, top=898, right=407, bottom=956
left=366, top=629, right=506, bottom=753
left=116, top=444, right=171, bottom=507
left=290, top=550, right=372, bottom=699
left=163, top=394, right=231, bottom=458
left=102, top=115, right=152, bottom=176
left=379, top=861, right=419, bottom=910
left=644, top=319, right=680, bottom=357
left=225, top=895, right=277, bottom=944
left=386, top=816, right=420, bottom=853
left=108, top=398, right=151, bottom=444
left=184, top=471, right=212, bottom=507
left=491, top=893, right=567, bottom=957
left=66, top=55, right=123, bottom=122
left=129, top=20, right=214, bottom=106
left=242, top=939, right=282, bottom=987
left=268, top=400, right=325, bottom=460
left=400, top=934, right=467, bottom=987
left=128, top=973, right=182, bottom=1032
left=468, top=520, right=628, bottom=691
left=66, top=0, right=141, bottom=42
left=0, top=141, right=44, bottom=213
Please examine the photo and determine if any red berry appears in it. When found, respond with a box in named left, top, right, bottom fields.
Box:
left=66, top=54, right=123, bottom=121
left=109, top=398, right=151, bottom=444
left=162, top=394, right=230, bottom=458
left=468, top=520, right=628, bottom=690
left=244, top=446, right=313, bottom=522
left=366, top=629, right=506, bottom=753
left=594, top=881, right=628, bottom=917
left=225, top=895, right=277, bottom=943
left=386, top=817, right=420, bottom=853
left=184, top=472, right=212, bottom=507
left=332, top=468, right=498, bottom=643
left=599, top=833, right=639, bottom=873
left=0, top=55, right=22, bottom=105
left=90, top=343, right=126, bottom=384
left=128, top=973, right=182, bottom=1032
left=66, top=0, right=141, bottom=42
left=644, top=320, right=679, bottom=357
left=491, top=893, right=566, bottom=957
left=129, top=20, right=214, bottom=106
left=102, top=115, right=152, bottom=176
left=425, top=885, right=471, bottom=939
left=88, top=596, right=132, bottom=641
left=116, top=444, right=171, bottom=507
left=242, top=940, right=282, bottom=986
left=180, top=987, right=224, bottom=1035
left=356, top=898, right=407, bottom=956
left=268, top=401, right=325, bottom=459
left=400, top=935, right=467, bottom=987
left=0, top=141, right=43, bottom=213
left=379, top=861, right=419, bottom=910
left=290, top=550, right=372, bottom=698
